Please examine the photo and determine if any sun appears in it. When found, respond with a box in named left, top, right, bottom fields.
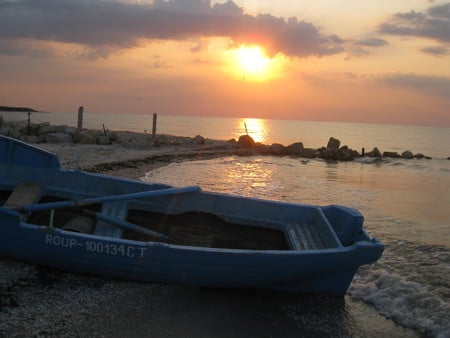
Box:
left=236, top=46, right=270, bottom=75
left=228, top=45, right=275, bottom=81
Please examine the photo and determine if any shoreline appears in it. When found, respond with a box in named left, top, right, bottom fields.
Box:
left=36, top=141, right=254, bottom=179
left=1, top=115, right=443, bottom=163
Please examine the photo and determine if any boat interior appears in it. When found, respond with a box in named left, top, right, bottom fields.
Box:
left=0, top=184, right=291, bottom=250
left=1, top=180, right=343, bottom=251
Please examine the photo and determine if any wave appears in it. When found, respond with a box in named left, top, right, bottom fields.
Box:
left=348, top=240, right=450, bottom=338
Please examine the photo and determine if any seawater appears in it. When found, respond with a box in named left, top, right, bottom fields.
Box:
left=143, top=156, right=449, bottom=338
left=2, top=111, right=450, bottom=337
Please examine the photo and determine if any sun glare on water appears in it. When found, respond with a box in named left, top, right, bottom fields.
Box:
left=238, top=118, right=269, bottom=143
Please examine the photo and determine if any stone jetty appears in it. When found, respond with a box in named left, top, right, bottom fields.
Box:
left=236, top=134, right=432, bottom=161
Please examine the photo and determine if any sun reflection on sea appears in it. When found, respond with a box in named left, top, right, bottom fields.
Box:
left=236, top=118, right=270, bottom=143
left=226, top=158, right=274, bottom=191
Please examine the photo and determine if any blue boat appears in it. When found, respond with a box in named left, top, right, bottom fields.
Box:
left=0, top=135, right=383, bottom=295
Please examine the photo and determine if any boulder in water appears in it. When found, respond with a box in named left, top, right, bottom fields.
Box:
left=401, top=150, right=414, bottom=159
left=383, top=151, right=401, bottom=158
left=286, top=142, right=304, bottom=155
left=238, top=134, right=255, bottom=148
left=366, top=147, right=382, bottom=158
left=268, top=143, right=286, bottom=155
left=327, top=137, right=340, bottom=152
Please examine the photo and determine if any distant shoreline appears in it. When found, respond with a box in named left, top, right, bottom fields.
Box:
left=0, top=106, right=38, bottom=113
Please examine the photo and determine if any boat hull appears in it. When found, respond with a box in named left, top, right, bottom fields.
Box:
left=0, top=208, right=382, bottom=295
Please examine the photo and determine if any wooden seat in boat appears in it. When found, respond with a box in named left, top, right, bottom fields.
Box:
left=94, top=201, right=127, bottom=238
left=286, top=222, right=340, bottom=250
left=4, top=182, right=43, bottom=209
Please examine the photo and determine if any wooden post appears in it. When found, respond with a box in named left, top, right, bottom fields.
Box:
left=152, top=113, right=157, bottom=145
left=27, top=111, right=31, bottom=135
left=75, top=106, right=83, bottom=142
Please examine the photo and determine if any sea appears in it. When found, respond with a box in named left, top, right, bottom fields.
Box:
left=2, top=110, right=450, bottom=337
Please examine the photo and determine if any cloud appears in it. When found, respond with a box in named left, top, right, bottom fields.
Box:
left=0, top=38, right=55, bottom=57
left=355, top=38, right=388, bottom=47
left=0, top=0, right=344, bottom=58
left=379, top=3, right=450, bottom=44
left=421, top=45, right=449, bottom=56
left=379, top=73, right=450, bottom=98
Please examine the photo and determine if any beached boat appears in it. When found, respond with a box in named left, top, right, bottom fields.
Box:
left=0, top=135, right=383, bottom=295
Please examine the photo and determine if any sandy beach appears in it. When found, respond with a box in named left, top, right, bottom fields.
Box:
left=36, top=138, right=250, bottom=179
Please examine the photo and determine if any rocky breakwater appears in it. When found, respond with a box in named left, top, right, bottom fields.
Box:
left=236, top=134, right=433, bottom=161
left=364, top=148, right=432, bottom=160
left=236, top=135, right=360, bottom=161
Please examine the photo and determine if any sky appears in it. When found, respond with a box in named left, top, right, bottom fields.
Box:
left=0, top=0, right=449, bottom=127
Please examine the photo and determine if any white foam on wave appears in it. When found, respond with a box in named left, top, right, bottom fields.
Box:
left=348, top=241, right=450, bottom=338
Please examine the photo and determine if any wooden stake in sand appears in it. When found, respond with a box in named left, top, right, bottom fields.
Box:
left=75, top=106, right=84, bottom=142
left=152, top=112, right=157, bottom=145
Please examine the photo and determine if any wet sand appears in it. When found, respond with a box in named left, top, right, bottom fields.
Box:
left=0, top=142, right=423, bottom=337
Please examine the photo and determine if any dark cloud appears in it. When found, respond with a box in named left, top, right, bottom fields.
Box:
left=421, top=45, right=449, bottom=55
left=0, top=0, right=344, bottom=58
left=355, top=38, right=388, bottom=47
left=0, top=38, right=55, bottom=57
left=379, top=3, right=450, bottom=44
left=380, top=73, right=450, bottom=98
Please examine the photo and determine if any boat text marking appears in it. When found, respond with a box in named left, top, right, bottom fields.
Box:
left=45, top=234, right=147, bottom=258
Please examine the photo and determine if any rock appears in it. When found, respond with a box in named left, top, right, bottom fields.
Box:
left=301, top=148, right=317, bottom=158
left=401, top=150, right=414, bottom=159
left=116, top=132, right=154, bottom=148
left=78, top=130, right=98, bottom=144
left=37, top=124, right=58, bottom=134
left=0, top=114, right=3, bottom=127
left=10, top=120, right=28, bottom=135
left=238, top=134, right=255, bottom=148
left=318, top=148, right=334, bottom=160
left=23, top=135, right=40, bottom=143
left=366, top=147, right=382, bottom=158
left=43, top=132, right=73, bottom=143
left=268, top=143, right=286, bottom=155
left=155, top=134, right=179, bottom=145
left=338, top=146, right=359, bottom=161
left=96, top=136, right=111, bottom=145
left=191, top=135, right=205, bottom=145
left=286, top=142, right=304, bottom=155
left=0, top=125, right=20, bottom=138
left=63, top=126, right=77, bottom=136
left=317, top=144, right=359, bottom=161
left=383, top=151, right=401, bottom=158
left=327, top=137, right=340, bottom=152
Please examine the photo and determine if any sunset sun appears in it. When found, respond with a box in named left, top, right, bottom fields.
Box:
left=227, top=45, right=276, bottom=81
left=236, top=46, right=269, bottom=74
